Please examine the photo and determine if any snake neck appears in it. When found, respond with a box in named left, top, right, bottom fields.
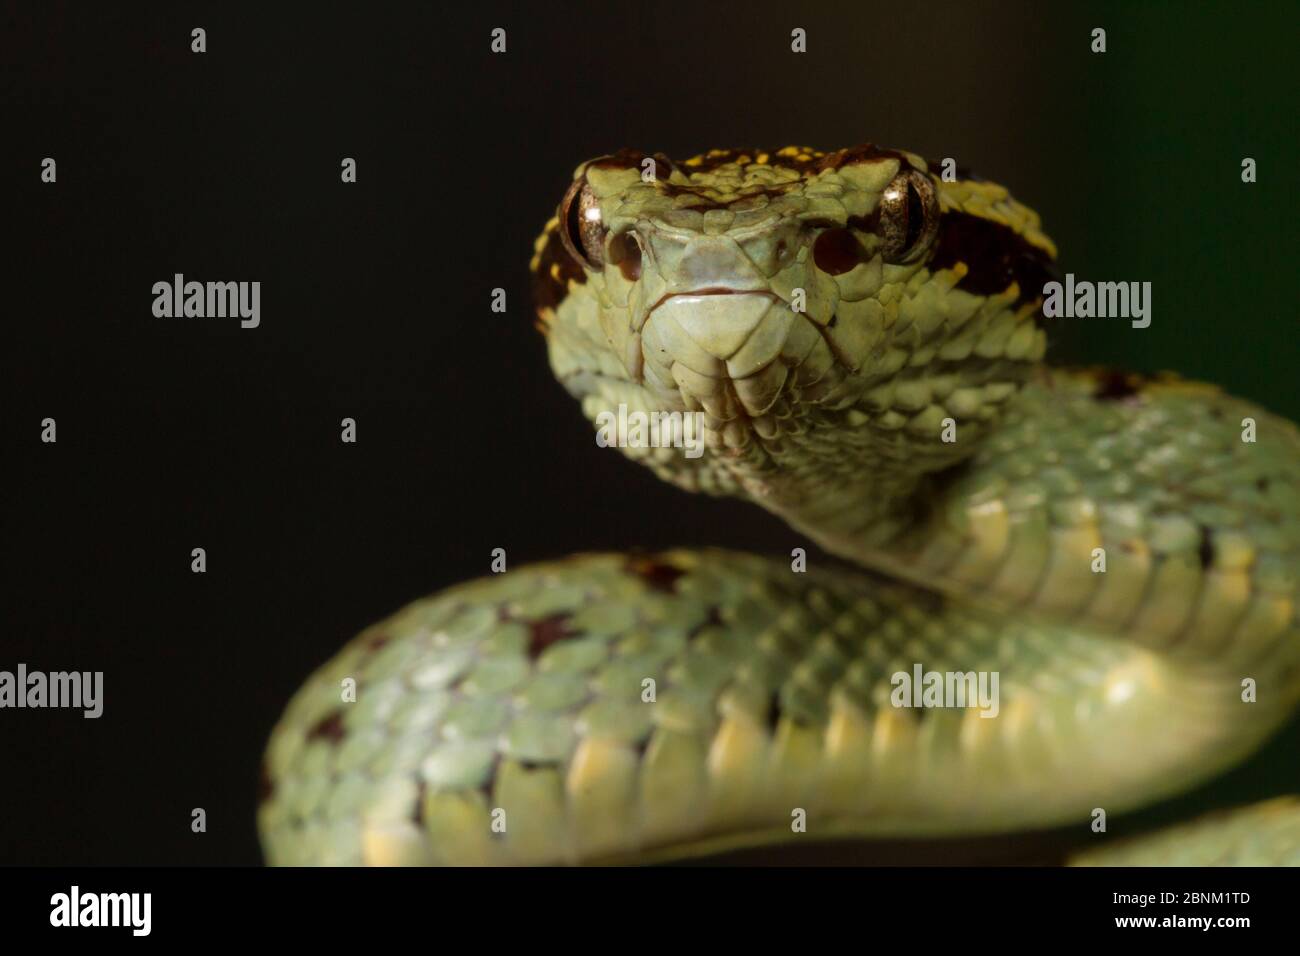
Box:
left=701, top=408, right=958, bottom=553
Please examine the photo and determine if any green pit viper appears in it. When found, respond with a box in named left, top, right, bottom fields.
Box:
left=258, top=144, right=1300, bottom=865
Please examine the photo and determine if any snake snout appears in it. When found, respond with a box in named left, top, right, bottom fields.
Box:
left=642, top=291, right=802, bottom=419
left=657, top=234, right=768, bottom=291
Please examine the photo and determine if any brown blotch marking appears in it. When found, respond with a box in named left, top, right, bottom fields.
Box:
left=365, top=632, right=391, bottom=651
left=657, top=147, right=820, bottom=209
left=928, top=211, right=1058, bottom=308
left=527, top=612, right=581, bottom=659
left=1197, top=525, right=1216, bottom=569
left=306, top=710, right=347, bottom=745
left=588, top=147, right=650, bottom=172
left=651, top=152, right=680, bottom=178
left=626, top=556, right=687, bottom=594
left=588, top=148, right=683, bottom=184
left=1257, top=477, right=1271, bottom=493
left=532, top=221, right=587, bottom=318
left=672, top=143, right=914, bottom=179
left=815, top=143, right=912, bottom=173
left=1092, top=370, right=1142, bottom=402
left=590, top=144, right=911, bottom=213
left=846, top=209, right=882, bottom=232
left=679, top=147, right=792, bottom=174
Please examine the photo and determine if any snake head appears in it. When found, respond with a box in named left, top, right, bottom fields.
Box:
left=532, top=145, right=1058, bottom=517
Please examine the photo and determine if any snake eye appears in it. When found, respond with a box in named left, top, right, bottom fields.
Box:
left=558, top=177, right=606, bottom=269
left=878, top=169, right=939, bottom=264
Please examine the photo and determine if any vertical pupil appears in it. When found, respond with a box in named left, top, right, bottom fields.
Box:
left=565, top=189, right=589, bottom=262
left=904, top=180, right=925, bottom=251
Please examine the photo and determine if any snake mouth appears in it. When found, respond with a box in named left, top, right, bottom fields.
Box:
left=641, top=290, right=818, bottom=420
left=647, top=287, right=777, bottom=314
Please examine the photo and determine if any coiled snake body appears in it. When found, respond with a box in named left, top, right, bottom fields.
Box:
left=259, top=145, right=1300, bottom=865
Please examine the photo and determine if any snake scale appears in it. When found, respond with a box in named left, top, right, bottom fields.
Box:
left=258, top=145, right=1300, bottom=865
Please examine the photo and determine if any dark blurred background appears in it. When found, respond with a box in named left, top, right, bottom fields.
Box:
left=3, top=0, right=1295, bottom=864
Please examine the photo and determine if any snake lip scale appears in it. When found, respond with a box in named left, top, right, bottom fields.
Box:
left=259, top=144, right=1300, bottom=867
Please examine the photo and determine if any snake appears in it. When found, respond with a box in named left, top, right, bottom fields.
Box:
left=257, top=144, right=1300, bottom=865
